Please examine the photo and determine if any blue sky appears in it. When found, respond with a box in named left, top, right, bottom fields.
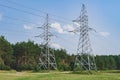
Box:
left=0, top=0, right=120, bottom=55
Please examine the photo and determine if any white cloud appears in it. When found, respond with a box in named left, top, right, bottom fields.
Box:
left=51, top=22, right=76, bottom=35
left=63, top=24, right=75, bottom=35
left=99, top=31, right=110, bottom=37
left=23, top=24, right=33, bottom=30
left=51, top=22, right=64, bottom=34
left=50, top=43, right=63, bottom=49
left=63, top=24, right=74, bottom=31
left=0, top=13, right=3, bottom=21
left=73, top=22, right=80, bottom=27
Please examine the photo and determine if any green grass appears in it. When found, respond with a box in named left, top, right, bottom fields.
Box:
left=0, top=70, right=120, bottom=80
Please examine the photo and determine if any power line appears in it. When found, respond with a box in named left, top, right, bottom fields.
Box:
left=0, top=3, right=73, bottom=24
left=0, top=22, right=37, bottom=34
left=0, top=19, right=77, bottom=54
left=55, top=36, right=77, bottom=53
left=91, top=31, right=120, bottom=55
left=0, top=29, right=31, bottom=35
left=0, top=21, right=76, bottom=53
left=0, top=19, right=40, bottom=31
left=0, top=18, right=77, bottom=44
left=3, top=0, right=73, bottom=22
left=3, top=15, right=42, bottom=26
left=0, top=27, right=30, bottom=33
left=0, top=3, right=45, bottom=18
left=0, top=21, right=24, bottom=26
left=0, top=1, right=78, bottom=54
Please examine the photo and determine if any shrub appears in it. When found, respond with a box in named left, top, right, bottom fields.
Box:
left=0, top=64, right=11, bottom=70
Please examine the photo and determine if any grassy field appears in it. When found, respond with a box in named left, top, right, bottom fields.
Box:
left=0, top=70, right=120, bottom=80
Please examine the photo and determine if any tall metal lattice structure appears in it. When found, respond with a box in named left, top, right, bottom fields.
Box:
left=73, top=4, right=96, bottom=71
left=36, top=14, right=57, bottom=70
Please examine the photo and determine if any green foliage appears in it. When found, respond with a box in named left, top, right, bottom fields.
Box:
left=58, top=64, right=70, bottom=71
left=96, top=55, right=116, bottom=70
left=0, top=64, right=11, bottom=70
left=12, top=40, right=41, bottom=71
left=0, top=36, right=13, bottom=70
left=33, top=64, right=40, bottom=72
left=69, top=61, right=74, bottom=71
left=74, top=64, right=82, bottom=71
left=0, top=35, right=120, bottom=71
left=114, top=55, right=120, bottom=69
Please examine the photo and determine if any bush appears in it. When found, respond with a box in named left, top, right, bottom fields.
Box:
left=16, top=64, right=40, bottom=71
left=0, top=64, right=11, bottom=70
left=16, top=64, right=33, bottom=71
left=74, top=64, right=82, bottom=71
left=33, top=64, right=40, bottom=72
left=69, top=62, right=74, bottom=71
left=58, top=64, right=70, bottom=71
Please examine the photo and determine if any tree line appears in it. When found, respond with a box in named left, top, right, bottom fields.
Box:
left=0, top=36, right=120, bottom=71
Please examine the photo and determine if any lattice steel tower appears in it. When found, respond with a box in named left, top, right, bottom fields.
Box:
left=36, top=14, right=57, bottom=70
left=73, top=4, right=96, bottom=71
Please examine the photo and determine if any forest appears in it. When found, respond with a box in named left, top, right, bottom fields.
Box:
left=0, top=36, right=120, bottom=71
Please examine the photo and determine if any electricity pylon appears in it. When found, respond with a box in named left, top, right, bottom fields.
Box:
left=73, top=4, right=97, bottom=72
left=36, top=14, right=57, bottom=70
